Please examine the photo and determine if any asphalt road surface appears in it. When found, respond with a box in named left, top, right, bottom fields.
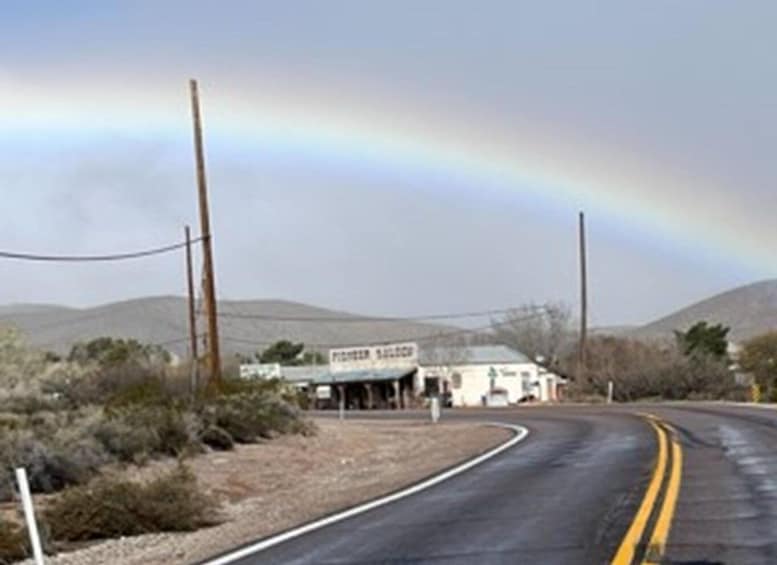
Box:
left=219, top=404, right=777, bottom=565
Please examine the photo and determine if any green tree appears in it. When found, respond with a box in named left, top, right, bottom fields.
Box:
left=256, top=341, right=325, bottom=366
left=300, top=351, right=326, bottom=365
left=674, top=321, right=729, bottom=360
left=739, top=331, right=777, bottom=400
left=258, top=340, right=305, bottom=365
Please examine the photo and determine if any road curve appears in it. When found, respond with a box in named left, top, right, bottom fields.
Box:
left=205, top=404, right=777, bottom=565
left=647, top=404, right=777, bottom=564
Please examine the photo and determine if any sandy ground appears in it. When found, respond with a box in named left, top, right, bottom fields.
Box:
left=21, top=418, right=511, bottom=565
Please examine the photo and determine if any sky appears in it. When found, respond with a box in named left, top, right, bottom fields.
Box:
left=1, top=1, right=776, bottom=327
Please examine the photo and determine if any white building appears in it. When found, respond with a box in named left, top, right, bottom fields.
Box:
left=240, top=342, right=563, bottom=409
left=418, top=345, right=560, bottom=407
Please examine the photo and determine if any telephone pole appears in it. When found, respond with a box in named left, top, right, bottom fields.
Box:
left=578, top=211, right=588, bottom=382
left=184, top=225, right=199, bottom=396
left=189, top=79, right=222, bottom=387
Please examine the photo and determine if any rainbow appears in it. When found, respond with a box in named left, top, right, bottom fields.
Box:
left=0, top=75, right=768, bottom=276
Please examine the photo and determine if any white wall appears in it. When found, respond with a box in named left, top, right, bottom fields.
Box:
left=418, top=362, right=542, bottom=407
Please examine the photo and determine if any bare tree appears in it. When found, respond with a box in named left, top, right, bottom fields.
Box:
left=491, top=302, right=574, bottom=369
left=421, top=333, right=471, bottom=368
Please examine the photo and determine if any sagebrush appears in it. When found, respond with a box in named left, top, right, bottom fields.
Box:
left=44, top=465, right=217, bottom=542
left=0, top=516, right=29, bottom=564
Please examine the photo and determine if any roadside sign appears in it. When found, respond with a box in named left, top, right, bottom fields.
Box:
left=330, top=342, right=418, bottom=372
left=239, top=363, right=281, bottom=380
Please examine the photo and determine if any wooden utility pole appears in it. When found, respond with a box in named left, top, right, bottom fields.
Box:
left=184, top=225, right=200, bottom=396
left=189, top=79, right=222, bottom=387
left=578, top=211, right=588, bottom=381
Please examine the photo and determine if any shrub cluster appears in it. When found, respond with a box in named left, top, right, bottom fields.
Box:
left=0, top=377, right=312, bottom=502
left=0, top=411, right=110, bottom=501
left=44, top=465, right=217, bottom=542
left=0, top=333, right=313, bottom=524
left=565, top=336, right=744, bottom=401
left=0, top=516, right=29, bottom=564
left=199, top=391, right=311, bottom=443
left=92, top=405, right=199, bottom=463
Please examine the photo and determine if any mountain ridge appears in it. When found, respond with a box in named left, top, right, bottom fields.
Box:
left=0, top=296, right=455, bottom=357
left=629, top=279, right=777, bottom=342
left=4, top=279, right=777, bottom=358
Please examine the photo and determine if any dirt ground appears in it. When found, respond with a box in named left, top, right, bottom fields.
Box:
left=21, top=418, right=511, bottom=565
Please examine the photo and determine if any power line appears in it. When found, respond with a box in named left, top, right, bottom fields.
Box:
left=216, top=304, right=547, bottom=323
left=220, top=310, right=547, bottom=349
left=28, top=333, right=194, bottom=353
left=0, top=236, right=205, bottom=262
left=153, top=335, right=198, bottom=348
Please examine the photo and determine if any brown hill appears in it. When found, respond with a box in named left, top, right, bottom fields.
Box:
left=632, top=280, right=777, bottom=343
left=0, top=296, right=454, bottom=358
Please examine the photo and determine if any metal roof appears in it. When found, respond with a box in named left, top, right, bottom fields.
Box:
left=419, top=345, right=531, bottom=365
left=312, top=367, right=416, bottom=385
left=280, top=365, right=330, bottom=383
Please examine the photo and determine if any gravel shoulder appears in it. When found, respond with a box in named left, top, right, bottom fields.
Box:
left=28, top=418, right=511, bottom=565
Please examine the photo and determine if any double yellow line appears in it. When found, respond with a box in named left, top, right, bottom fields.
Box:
left=611, top=414, right=683, bottom=565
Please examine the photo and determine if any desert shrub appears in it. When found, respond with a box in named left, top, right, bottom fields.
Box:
left=0, top=427, right=110, bottom=501
left=91, top=416, right=159, bottom=464
left=217, top=376, right=308, bottom=407
left=565, top=335, right=742, bottom=401
left=51, top=336, right=174, bottom=409
left=67, top=337, right=171, bottom=368
left=217, top=376, right=287, bottom=397
left=0, top=395, right=65, bottom=415
left=199, top=426, right=234, bottom=451
left=44, top=465, right=218, bottom=542
left=199, top=392, right=312, bottom=443
left=56, top=364, right=168, bottom=408
left=95, top=404, right=198, bottom=462
left=104, top=376, right=171, bottom=409
left=0, top=517, right=29, bottom=564
left=0, top=413, right=23, bottom=432
left=0, top=330, right=49, bottom=399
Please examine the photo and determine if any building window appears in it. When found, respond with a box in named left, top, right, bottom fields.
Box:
left=451, top=372, right=462, bottom=389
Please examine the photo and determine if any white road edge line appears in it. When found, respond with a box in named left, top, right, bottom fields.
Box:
left=203, top=422, right=529, bottom=565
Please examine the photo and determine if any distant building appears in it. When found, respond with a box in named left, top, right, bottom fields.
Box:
left=418, top=344, right=561, bottom=407
left=239, top=363, right=282, bottom=380
left=241, top=341, right=564, bottom=409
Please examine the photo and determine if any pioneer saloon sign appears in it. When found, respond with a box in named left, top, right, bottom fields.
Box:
left=329, top=342, right=418, bottom=372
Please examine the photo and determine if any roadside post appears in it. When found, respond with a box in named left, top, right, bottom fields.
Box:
left=15, top=468, right=44, bottom=565
left=430, top=396, right=440, bottom=423
left=607, top=381, right=614, bottom=404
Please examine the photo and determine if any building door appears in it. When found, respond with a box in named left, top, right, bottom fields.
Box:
left=424, top=376, right=440, bottom=397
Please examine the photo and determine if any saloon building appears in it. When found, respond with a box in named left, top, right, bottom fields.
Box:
left=241, top=341, right=563, bottom=409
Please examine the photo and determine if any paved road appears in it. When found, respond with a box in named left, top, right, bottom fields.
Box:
left=220, top=404, right=777, bottom=565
